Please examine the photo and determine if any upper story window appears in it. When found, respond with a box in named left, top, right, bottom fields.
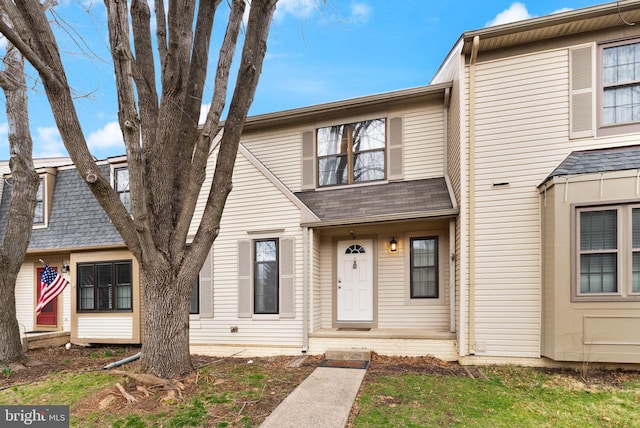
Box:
left=113, top=166, right=131, bottom=212
left=317, top=118, right=385, bottom=187
left=32, top=170, right=55, bottom=228
left=33, top=177, right=44, bottom=225
left=602, top=41, right=640, bottom=126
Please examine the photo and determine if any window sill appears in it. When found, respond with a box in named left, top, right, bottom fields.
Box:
left=572, top=295, right=640, bottom=302
left=315, top=180, right=388, bottom=192
left=76, top=310, right=134, bottom=314
left=404, top=297, right=446, bottom=306
left=252, top=314, right=280, bottom=321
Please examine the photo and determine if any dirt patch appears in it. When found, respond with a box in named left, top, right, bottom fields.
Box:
left=0, top=346, right=322, bottom=426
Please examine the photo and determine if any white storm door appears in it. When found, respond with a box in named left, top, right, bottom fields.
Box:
left=337, top=240, right=373, bottom=322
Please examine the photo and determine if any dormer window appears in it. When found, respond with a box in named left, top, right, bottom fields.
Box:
left=113, top=165, right=131, bottom=212
left=33, top=177, right=44, bottom=225
left=317, top=118, right=386, bottom=187
left=32, top=169, right=56, bottom=228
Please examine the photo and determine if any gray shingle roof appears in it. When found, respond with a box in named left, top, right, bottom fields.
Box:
left=548, top=145, right=640, bottom=179
left=0, top=164, right=124, bottom=250
left=294, top=178, right=454, bottom=224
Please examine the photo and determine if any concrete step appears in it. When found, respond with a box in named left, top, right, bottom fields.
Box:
left=325, top=348, right=371, bottom=361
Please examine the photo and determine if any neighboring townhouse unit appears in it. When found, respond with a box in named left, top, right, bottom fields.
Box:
left=6, top=0, right=640, bottom=365
left=432, top=0, right=640, bottom=363
left=0, top=159, right=142, bottom=343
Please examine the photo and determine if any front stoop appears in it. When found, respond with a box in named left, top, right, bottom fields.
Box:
left=25, top=331, right=70, bottom=351
left=325, top=348, right=371, bottom=362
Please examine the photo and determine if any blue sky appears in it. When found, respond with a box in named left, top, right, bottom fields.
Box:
left=0, top=0, right=604, bottom=160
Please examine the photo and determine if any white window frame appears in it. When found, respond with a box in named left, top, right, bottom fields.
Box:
left=316, top=117, right=387, bottom=188
left=33, top=176, right=46, bottom=227
left=110, top=163, right=131, bottom=213
left=597, top=38, right=640, bottom=136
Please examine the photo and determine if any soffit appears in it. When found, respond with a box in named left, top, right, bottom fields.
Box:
left=462, top=1, right=640, bottom=55
left=242, top=83, right=452, bottom=133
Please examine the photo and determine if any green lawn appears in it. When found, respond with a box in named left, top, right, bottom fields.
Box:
left=352, top=366, right=640, bottom=427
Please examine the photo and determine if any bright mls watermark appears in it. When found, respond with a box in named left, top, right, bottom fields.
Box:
left=1, top=406, right=69, bottom=427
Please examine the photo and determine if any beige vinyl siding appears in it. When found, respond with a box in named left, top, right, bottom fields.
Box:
left=445, top=55, right=464, bottom=353
left=189, top=151, right=215, bottom=237
left=241, top=129, right=302, bottom=192
left=403, top=105, right=445, bottom=181
left=470, top=48, right=567, bottom=358
left=241, top=104, right=446, bottom=192
left=377, top=235, right=450, bottom=330
left=189, top=152, right=304, bottom=348
left=77, top=316, right=133, bottom=339
left=448, top=82, right=462, bottom=200
left=468, top=44, right=640, bottom=358
left=318, top=235, right=332, bottom=329
left=15, top=262, right=34, bottom=332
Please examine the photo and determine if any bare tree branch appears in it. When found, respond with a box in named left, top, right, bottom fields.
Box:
left=154, top=0, right=167, bottom=75
left=187, top=0, right=278, bottom=274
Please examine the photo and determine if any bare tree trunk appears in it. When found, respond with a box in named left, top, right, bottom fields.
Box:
left=140, top=264, right=194, bottom=377
left=0, top=0, right=278, bottom=378
left=0, top=40, right=39, bottom=365
left=0, top=278, right=24, bottom=364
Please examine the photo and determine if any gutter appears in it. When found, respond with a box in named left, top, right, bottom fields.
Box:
left=300, top=208, right=459, bottom=229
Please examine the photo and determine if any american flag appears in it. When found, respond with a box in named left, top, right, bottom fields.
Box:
left=35, top=265, right=70, bottom=315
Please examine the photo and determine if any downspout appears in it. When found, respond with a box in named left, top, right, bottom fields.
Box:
left=103, top=352, right=141, bottom=369
left=442, top=87, right=456, bottom=334
left=301, top=226, right=310, bottom=353
left=449, top=219, right=456, bottom=333
left=468, top=35, right=480, bottom=354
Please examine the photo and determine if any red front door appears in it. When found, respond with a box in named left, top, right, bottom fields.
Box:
left=36, top=266, right=57, bottom=327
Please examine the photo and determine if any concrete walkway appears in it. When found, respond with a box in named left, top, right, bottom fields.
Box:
left=260, top=366, right=366, bottom=428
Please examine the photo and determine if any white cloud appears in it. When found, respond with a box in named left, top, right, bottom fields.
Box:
left=274, top=0, right=319, bottom=22
left=0, top=122, right=7, bottom=140
left=486, top=2, right=532, bottom=27
left=86, top=121, right=124, bottom=151
left=349, top=3, right=371, bottom=25
left=34, top=126, right=66, bottom=158
left=551, top=7, right=573, bottom=14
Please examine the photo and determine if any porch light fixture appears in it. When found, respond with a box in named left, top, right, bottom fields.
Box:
left=389, top=237, right=398, bottom=252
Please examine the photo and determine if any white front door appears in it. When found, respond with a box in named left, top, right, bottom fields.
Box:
left=337, top=240, right=373, bottom=322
